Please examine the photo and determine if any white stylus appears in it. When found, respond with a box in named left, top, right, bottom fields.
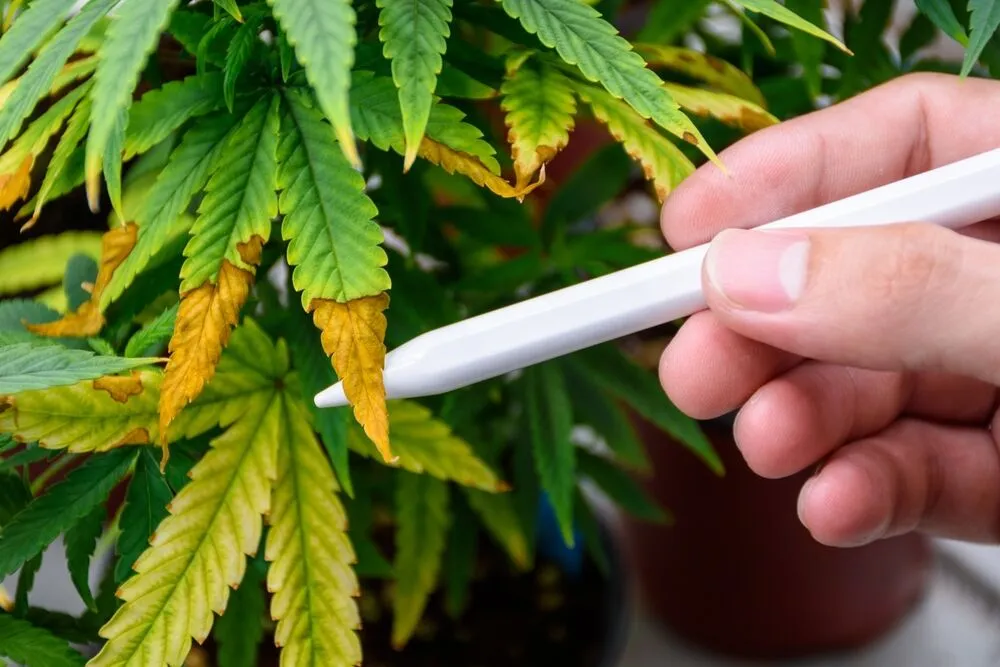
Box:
left=315, top=147, right=1000, bottom=409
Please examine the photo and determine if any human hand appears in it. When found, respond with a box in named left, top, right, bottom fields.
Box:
left=658, top=73, right=1000, bottom=548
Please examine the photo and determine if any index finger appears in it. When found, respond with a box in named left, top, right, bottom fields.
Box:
left=661, top=72, right=1000, bottom=251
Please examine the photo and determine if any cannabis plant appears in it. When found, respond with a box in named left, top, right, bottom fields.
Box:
left=0, top=0, right=993, bottom=664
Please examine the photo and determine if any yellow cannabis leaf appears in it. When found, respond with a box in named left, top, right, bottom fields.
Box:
left=87, top=390, right=281, bottom=667
left=418, top=137, right=544, bottom=200
left=266, top=392, right=362, bottom=666
left=663, top=82, right=778, bottom=133
left=634, top=43, right=766, bottom=106
left=28, top=223, right=138, bottom=338
left=0, top=156, right=32, bottom=210
left=159, top=244, right=262, bottom=461
left=311, top=294, right=392, bottom=462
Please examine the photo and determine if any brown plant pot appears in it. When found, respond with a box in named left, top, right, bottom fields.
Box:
left=620, top=414, right=934, bottom=660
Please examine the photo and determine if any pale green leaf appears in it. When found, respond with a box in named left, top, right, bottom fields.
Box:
left=915, top=0, right=969, bottom=46
left=102, top=111, right=240, bottom=309
left=265, top=391, right=361, bottom=667
left=0, top=448, right=135, bottom=579
left=965, top=0, right=1000, bottom=75
left=730, top=0, right=849, bottom=51
left=0, top=0, right=112, bottom=150
left=124, top=303, right=178, bottom=357
left=465, top=488, right=531, bottom=569
left=0, top=614, right=86, bottom=667
left=180, top=95, right=279, bottom=291
left=89, top=391, right=279, bottom=667
left=393, top=472, right=449, bottom=649
left=376, top=0, right=454, bottom=166
left=524, top=362, right=575, bottom=546
left=0, top=0, right=80, bottom=87
left=86, top=0, right=184, bottom=206
left=114, top=448, right=172, bottom=584
left=268, top=0, right=359, bottom=165
left=103, top=107, right=128, bottom=220
left=0, top=231, right=101, bottom=295
left=499, top=0, right=718, bottom=164
left=65, top=504, right=106, bottom=611
left=278, top=90, right=389, bottom=306
left=214, top=0, right=243, bottom=21
left=31, top=98, right=93, bottom=222
left=348, top=400, right=504, bottom=491
left=0, top=343, right=159, bottom=394
left=124, top=73, right=225, bottom=160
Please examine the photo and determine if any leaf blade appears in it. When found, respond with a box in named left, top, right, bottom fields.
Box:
left=0, top=614, right=86, bottom=667
left=0, top=343, right=159, bottom=394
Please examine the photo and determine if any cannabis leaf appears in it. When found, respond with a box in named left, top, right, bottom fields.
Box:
left=664, top=82, right=777, bottom=132
left=500, top=56, right=576, bottom=186
left=500, top=0, right=718, bottom=165
left=465, top=488, right=531, bottom=569
left=524, top=362, right=575, bottom=546
left=564, top=365, right=650, bottom=471
left=0, top=343, right=160, bottom=394
left=376, top=0, right=454, bottom=167
left=114, top=448, right=172, bottom=583
left=30, top=99, right=93, bottom=223
left=573, top=83, right=694, bottom=202
left=0, top=614, right=86, bottom=667
left=269, top=0, right=360, bottom=165
left=0, top=231, right=101, bottom=296
left=348, top=400, right=505, bottom=491
left=215, top=559, right=266, bottom=667
left=311, top=296, right=391, bottom=462
left=633, top=43, right=765, bottom=105
left=729, top=0, right=849, bottom=51
left=915, top=0, right=969, bottom=47
left=124, top=303, right=178, bottom=358
left=279, top=90, right=390, bottom=306
left=0, top=0, right=80, bottom=88
left=86, top=0, right=183, bottom=207
left=965, top=0, right=1000, bottom=75
left=123, top=73, right=225, bottom=160
left=0, top=448, right=135, bottom=579
left=393, top=472, right=450, bottom=649
left=266, top=392, right=362, bottom=667
left=577, top=451, right=668, bottom=522
left=160, top=95, right=280, bottom=444
left=65, top=504, right=107, bottom=611
left=224, top=16, right=263, bottom=111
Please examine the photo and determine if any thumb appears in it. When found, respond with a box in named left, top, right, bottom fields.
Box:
left=701, top=223, right=1000, bottom=386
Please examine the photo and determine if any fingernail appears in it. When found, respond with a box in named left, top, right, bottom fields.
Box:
left=705, top=229, right=810, bottom=312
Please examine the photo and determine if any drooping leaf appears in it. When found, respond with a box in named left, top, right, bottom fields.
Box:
left=577, top=450, right=668, bottom=522
left=86, top=0, right=184, bottom=208
left=348, top=400, right=505, bottom=491
left=265, top=391, right=362, bottom=667
left=268, top=0, right=360, bottom=165
left=392, top=472, right=450, bottom=649
left=0, top=0, right=115, bottom=151
left=730, top=0, right=849, bottom=51
left=964, top=0, right=1000, bottom=74
left=419, top=136, right=543, bottom=199
left=0, top=231, right=101, bottom=296
left=376, top=0, right=454, bottom=167
left=633, top=43, right=765, bottom=105
left=89, top=391, right=280, bottom=667
left=114, top=448, right=172, bottom=584
left=0, top=344, right=159, bottom=395
left=27, top=100, right=90, bottom=224
left=65, top=504, right=107, bottom=611
left=102, top=111, right=240, bottom=308
left=500, top=56, right=576, bottom=186
left=0, top=0, right=80, bottom=88
left=123, top=73, right=225, bottom=160
left=662, top=82, right=778, bottom=132
left=915, top=0, right=969, bottom=46
left=567, top=344, right=722, bottom=474
left=573, top=82, right=694, bottom=202
left=465, top=488, right=531, bottom=569
left=523, top=362, right=575, bottom=546
left=223, top=16, right=262, bottom=111
left=278, top=90, right=390, bottom=306
left=124, top=303, right=178, bottom=358
left=312, top=296, right=391, bottom=462
left=27, top=223, right=140, bottom=338
left=499, top=0, right=719, bottom=165
left=0, top=614, right=86, bottom=667
left=160, top=96, right=280, bottom=446
left=0, top=448, right=135, bottom=579
left=214, top=558, right=265, bottom=667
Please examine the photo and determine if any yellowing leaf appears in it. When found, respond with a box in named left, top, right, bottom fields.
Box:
left=419, top=136, right=543, bottom=200
left=500, top=57, right=576, bottom=187
left=574, top=83, right=694, bottom=202
left=311, top=295, right=391, bottom=462
left=93, top=372, right=145, bottom=403
left=28, top=223, right=138, bottom=338
left=663, top=82, right=777, bottom=132
left=634, top=43, right=766, bottom=106
left=266, top=392, right=361, bottom=666
left=0, top=156, right=32, bottom=210
left=160, top=254, right=260, bottom=458
left=0, top=231, right=102, bottom=296
left=88, top=390, right=280, bottom=667
left=348, top=400, right=506, bottom=491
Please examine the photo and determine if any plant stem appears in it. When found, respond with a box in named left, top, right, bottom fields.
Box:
left=93, top=502, right=124, bottom=565
left=30, top=454, right=77, bottom=495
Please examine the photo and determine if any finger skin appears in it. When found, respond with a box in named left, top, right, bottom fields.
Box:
left=797, top=419, right=1000, bottom=547
left=733, top=362, right=998, bottom=479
